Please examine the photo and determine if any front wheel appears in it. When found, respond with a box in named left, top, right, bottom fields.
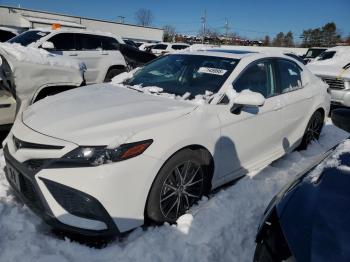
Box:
left=146, top=149, right=212, bottom=224
left=298, top=110, right=324, bottom=150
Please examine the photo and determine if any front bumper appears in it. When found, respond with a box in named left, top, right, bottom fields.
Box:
left=3, top=145, right=120, bottom=237
left=330, top=89, right=350, bottom=107
left=4, top=119, right=163, bottom=236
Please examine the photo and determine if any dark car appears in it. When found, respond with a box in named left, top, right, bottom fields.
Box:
left=254, top=108, right=350, bottom=262
left=118, top=43, right=157, bottom=69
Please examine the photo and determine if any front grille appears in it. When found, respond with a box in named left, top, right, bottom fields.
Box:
left=13, top=136, right=64, bottom=151
left=322, top=77, right=345, bottom=90
left=19, top=174, right=37, bottom=203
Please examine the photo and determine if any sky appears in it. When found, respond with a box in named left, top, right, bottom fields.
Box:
left=0, top=0, right=349, bottom=41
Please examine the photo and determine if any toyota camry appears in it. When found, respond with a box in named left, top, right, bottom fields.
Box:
left=3, top=50, right=330, bottom=237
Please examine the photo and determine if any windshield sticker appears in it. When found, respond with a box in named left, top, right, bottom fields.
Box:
left=198, top=67, right=227, bottom=76
left=37, top=32, right=47, bottom=36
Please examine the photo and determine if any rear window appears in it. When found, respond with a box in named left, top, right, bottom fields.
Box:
left=152, top=44, right=167, bottom=50
left=171, top=45, right=189, bottom=50
left=277, top=59, right=302, bottom=93
left=8, top=30, right=49, bottom=46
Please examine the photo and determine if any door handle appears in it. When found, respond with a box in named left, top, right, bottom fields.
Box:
left=69, top=53, right=78, bottom=56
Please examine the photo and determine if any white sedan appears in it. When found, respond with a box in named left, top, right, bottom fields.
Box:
left=3, top=50, right=330, bottom=237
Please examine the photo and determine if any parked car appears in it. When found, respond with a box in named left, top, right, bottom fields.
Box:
left=254, top=108, right=350, bottom=262
left=118, top=43, right=156, bottom=70
left=3, top=51, right=329, bottom=237
left=307, top=46, right=350, bottom=107
left=150, top=43, right=190, bottom=56
left=0, top=43, right=84, bottom=133
left=8, top=28, right=128, bottom=84
left=138, top=42, right=157, bottom=51
left=302, top=47, right=328, bottom=64
left=0, top=26, right=20, bottom=42
left=123, top=39, right=139, bottom=49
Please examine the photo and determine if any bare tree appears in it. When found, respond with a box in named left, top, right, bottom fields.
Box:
left=135, top=8, right=153, bottom=27
left=163, top=25, right=176, bottom=42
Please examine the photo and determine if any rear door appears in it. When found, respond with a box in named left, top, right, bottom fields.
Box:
left=276, top=59, right=312, bottom=150
left=75, top=33, right=103, bottom=84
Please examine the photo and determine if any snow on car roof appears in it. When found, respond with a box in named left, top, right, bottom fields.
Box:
left=0, top=42, right=82, bottom=69
left=24, top=28, right=125, bottom=43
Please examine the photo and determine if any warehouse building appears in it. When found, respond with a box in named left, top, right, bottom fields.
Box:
left=0, top=5, right=163, bottom=42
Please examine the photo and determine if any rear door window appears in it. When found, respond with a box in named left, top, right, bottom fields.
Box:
left=100, top=36, right=119, bottom=50
left=276, top=59, right=302, bottom=93
left=76, top=34, right=102, bottom=50
left=48, top=33, right=76, bottom=51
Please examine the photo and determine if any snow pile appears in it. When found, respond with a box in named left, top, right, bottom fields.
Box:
left=0, top=43, right=83, bottom=70
left=0, top=120, right=348, bottom=262
left=308, top=139, right=350, bottom=183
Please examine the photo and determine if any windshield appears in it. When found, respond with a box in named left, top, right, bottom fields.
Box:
left=126, top=54, right=238, bottom=97
left=305, top=48, right=326, bottom=58
left=8, top=30, right=49, bottom=46
left=317, top=51, right=336, bottom=61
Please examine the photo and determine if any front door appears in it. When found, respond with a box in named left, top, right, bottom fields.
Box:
left=216, top=59, right=284, bottom=178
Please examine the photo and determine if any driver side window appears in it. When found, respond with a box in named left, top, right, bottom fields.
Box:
left=233, top=60, right=275, bottom=98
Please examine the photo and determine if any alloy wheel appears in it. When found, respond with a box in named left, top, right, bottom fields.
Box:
left=159, top=161, right=204, bottom=220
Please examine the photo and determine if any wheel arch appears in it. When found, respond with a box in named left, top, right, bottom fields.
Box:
left=31, top=84, right=80, bottom=104
left=143, top=144, right=215, bottom=220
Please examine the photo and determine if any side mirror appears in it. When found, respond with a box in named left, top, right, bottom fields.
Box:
left=41, top=41, right=55, bottom=50
left=230, top=91, right=265, bottom=114
left=331, top=108, right=350, bottom=133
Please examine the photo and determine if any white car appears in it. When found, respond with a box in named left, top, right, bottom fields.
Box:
left=150, top=42, right=190, bottom=56
left=8, top=28, right=127, bottom=84
left=3, top=51, right=329, bottom=237
left=0, top=43, right=84, bottom=131
left=307, top=46, right=350, bottom=107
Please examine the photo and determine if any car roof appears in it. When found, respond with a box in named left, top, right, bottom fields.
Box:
left=26, top=28, right=125, bottom=43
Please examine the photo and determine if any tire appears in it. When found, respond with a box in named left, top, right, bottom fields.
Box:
left=103, top=68, right=125, bottom=82
left=146, top=149, right=212, bottom=224
left=298, top=110, right=324, bottom=150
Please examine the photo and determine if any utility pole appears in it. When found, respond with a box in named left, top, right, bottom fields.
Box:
left=224, top=18, right=230, bottom=45
left=200, top=9, right=207, bottom=44
left=117, top=16, right=125, bottom=24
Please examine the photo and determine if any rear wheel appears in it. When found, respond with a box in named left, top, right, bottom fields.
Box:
left=104, top=68, right=125, bottom=82
left=146, top=149, right=212, bottom=224
left=298, top=110, right=324, bottom=150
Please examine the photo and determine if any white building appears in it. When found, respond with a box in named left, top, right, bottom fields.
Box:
left=0, top=5, right=163, bottom=42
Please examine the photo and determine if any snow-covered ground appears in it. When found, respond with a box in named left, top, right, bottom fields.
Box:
left=0, top=119, right=348, bottom=262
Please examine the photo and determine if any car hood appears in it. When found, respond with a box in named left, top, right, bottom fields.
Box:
left=307, top=63, right=350, bottom=80
left=277, top=150, right=350, bottom=262
left=22, top=84, right=197, bottom=146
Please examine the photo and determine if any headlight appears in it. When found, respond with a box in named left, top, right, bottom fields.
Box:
left=59, top=139, right=153, bottom=167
